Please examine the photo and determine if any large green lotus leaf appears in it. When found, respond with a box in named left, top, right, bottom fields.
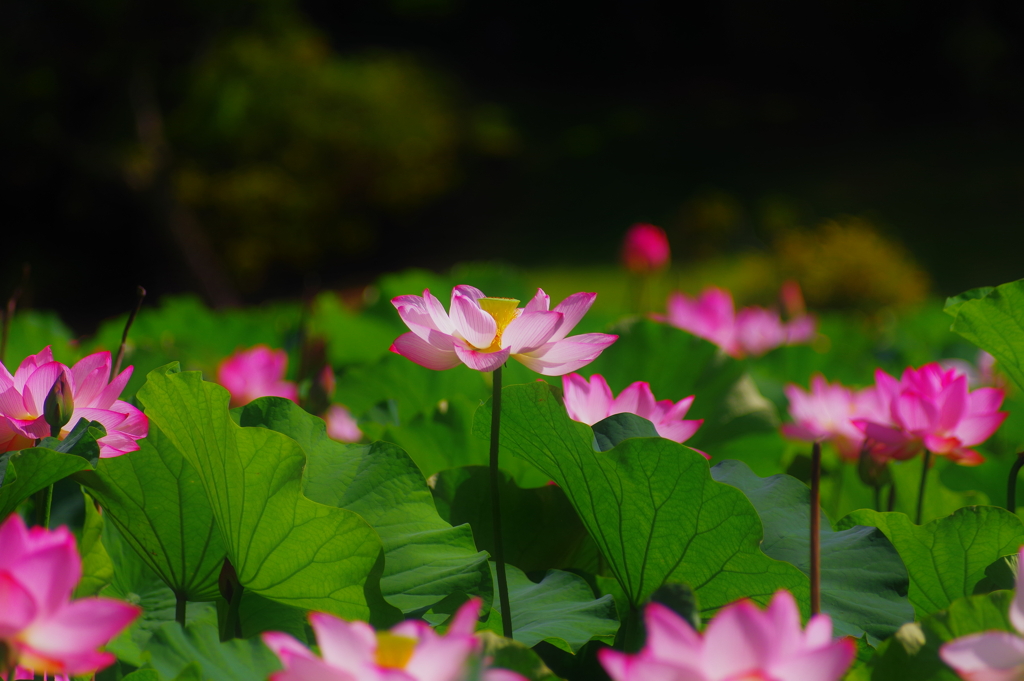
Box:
left=0, top=447, right=93, bottom=519
left=431, top=466, right=599, bottom=574
left=100, top=506, right=216, bottom=667
left=74, top=492, right=114, bottom=598
left=482, top=562, right=619, bottom=653
left=711, top=460, right=914, bottom=640
left=474, top=381, right=809, bottom=614
left=838, top=507, right=1024, bottom=618
left=138, top=367, right=382, bottom=620
left=946, top=278, right=1024, bottom=391
left=582, top=320, right=785, bottom=475
left=145, top=609, right=282, bottom=681
left=868, top=590, right=1014, bottom=681
left=235, top=397, right=492, bottom=615
left=79, top=404, right=226, bottom=602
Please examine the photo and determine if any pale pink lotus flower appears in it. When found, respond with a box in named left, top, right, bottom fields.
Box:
left=390, top=286, right=617, bottom=375
left=853, top=363, right=1007, bottom=466
left=941, top=351, right=1003, bottom=390
left=941, top=546, right=1024, bottom=681
left=217, top=345, right=299, bottom=408
left=621, top=223, right=671, bottom=274
left=0, top=513, right=140, bottom=677
left=653, top=287, right=815, bottom=359
left=599, top=590, right=855, bottom=681
left=325, top=404, right=362, bottom=443
left=262, top=597, right=526, bottom=681
left=782, top=374, right=896, bottom=462
left=0, top=347, right=148, bottom=457
left=562, top=373, right=704, bottom=448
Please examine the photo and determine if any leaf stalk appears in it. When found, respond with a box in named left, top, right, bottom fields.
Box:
left=489, top=366, right=513, bottom=639
left=810, top=441, right=821, bottom=616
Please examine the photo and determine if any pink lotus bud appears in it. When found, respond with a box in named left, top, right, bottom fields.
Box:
left=621, top=223, right=670, bottom=274
left=43, top=372, right=74, bottom=438
left=779, top=279, right=806, bottom=318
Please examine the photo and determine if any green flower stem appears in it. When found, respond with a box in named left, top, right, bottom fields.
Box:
left=810, top=441, right=821, bottom=616
left=34, top=484, right=53, bottom=529
left=1007, top=451, right=1024, bottom=512
left=915, top=449, right=932, bottom=525
left=175, top=592, right=187, bottom=627
left=490, top=366, right=513, bottom=639
left=112, top=285, right=146, bottom=379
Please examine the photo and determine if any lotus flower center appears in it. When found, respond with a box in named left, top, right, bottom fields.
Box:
left=476, top=297, right=521, bottom=353
left=375, top=632, right=417, bottom=669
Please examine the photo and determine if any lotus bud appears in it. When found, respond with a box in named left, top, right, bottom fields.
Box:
left=622, top=223, right=670, bottom=274
left=43, top=372, right=74, bottom=438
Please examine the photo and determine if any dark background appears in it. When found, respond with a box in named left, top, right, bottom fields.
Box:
left=4, top=0, right=1024, bottom=331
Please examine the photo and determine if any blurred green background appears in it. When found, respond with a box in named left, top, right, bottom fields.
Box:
left=3, top=0, right=1024, bottom=330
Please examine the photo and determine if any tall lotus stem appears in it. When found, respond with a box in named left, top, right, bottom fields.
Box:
left=916, top=449, right=932, bottom=525
left=1007, top=452, right=1024, bottom=512
left=112, top=286, right=146, bottom=379
left=810, top=441, right=821, bottom=615
left=490, top=366, right=513, bottom=639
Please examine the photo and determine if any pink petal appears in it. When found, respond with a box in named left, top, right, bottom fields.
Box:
left=786, top=316, right=817, bottom=344
left=5, top=534, right=80, bottom=619
left=769, top=639, right=856, bottom=681
left=514, top=333, right=618, bottom=376
left=562, top=373, right=614, bottom=425
left=68, top=407, right=129, bottom=436
left=504, top=311, right=563, bottom=354
left=395, top=299, right=442, bottom=341
left=661, top=395, right=696, bottom=422
left=523, top=288, right=550, bottom=313
left=406, top=636, right=478, bottom=681
left=935, top=376, right=969, bottom=433
left=765, top=590, right=803, bottom=658
left=0, top=387, right=31, bottom=420
left=734, top=307, right=788, bottom=357
left=12, top=347, right=55, bottom=392
left=94, top=366, right=133, bottom=410
left=702, top=600, right=776, bottom=679
left=267, top=655, right=354, bottom=681
left=390, top=332, right=461, bottom=371
left=643, top=602, right=702, bottom=666
left=0, top=570, right=37, bottom=637
left=21, top=597, right=140, bottom=656
left=940, top=632, right=1024, bottom=681
left=325, top=405, right=362, bottom=443
left=952, top=412, right=1008, bottom=447
left=70, top=352, right=111, bottom=406
left=424, top=290, right=457, bottom=336
left=549, top=293, right=598, bottom=341
left=22, top=363, right=68, bottom=418
left=261, top=631, right=317, bottom=662
left=450, top=294, right=497, bottom=350
left=447, top=597, right=482, bottom=637
left=655, top=419, right=703, bottom=444
left=452, top=285, right=486, bottom=301
left=969, top=388, right=1005, bottom=415
left=308, top=613, right=376, bottom=672
left=17, top=647, right=116, bottom=677
left=611, top=382, right=658, bottom=421
left=802, top=614, right=834, bottom=648
left=892, top=391, right=938, bottom=433
left=453, top=343, right=510, bottom=373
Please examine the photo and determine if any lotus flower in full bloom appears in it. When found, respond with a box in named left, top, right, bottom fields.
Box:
left=390, top=286, right=617, bottom=375
left=599, top=590, right=855, bottom=681
left=854, top=363, right=1007, bottom=466
left=562, top=373, right=704, bottom=448
left=941, top=546, right=1024, bottom=681
left=782, top=374, right=892, bottom=462
left=0, top=513, right=140, bottom=677
left=652, top=287, right=816, bottom=359
left=262, top=597, right=525, bottom=681
left=217, top=345, right=299, bottom=408
left=621, top=223, right=670, bottom=274
left=0, top=348, right=148, bottom=457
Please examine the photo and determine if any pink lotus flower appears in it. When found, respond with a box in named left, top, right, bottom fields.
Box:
left=941, top=546, right=1024, bottom=681
left=653, top=287, right=815, bottom=359
left=782, top=374, right=892, bottom=462
left=854, top=363, right=1007, bottom=466
left=622, top=223, right=670, bottom=274
left=0, top=513, right=139, bottom=677
left=217, top=345, right=299, bottom=408
left=0, top=348, right=148, bottom=457
left=599, top=591, right=855, bottom=681
left=390, top=286, right=617, bottom=375
left=562, top=373, right=704, bottom=448
left=262, top=597, right=525, bottom=681
left=325, top=404, right=362, bottom=443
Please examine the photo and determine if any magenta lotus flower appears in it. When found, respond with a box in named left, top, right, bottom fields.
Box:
left=941, top=546, right=1024, bottom=681
left=262, top=597, right=526, bottom=681
left=325, top=404, right=362, bottom=443
left=599, top=591, right=855, bottom=681
left=0, top=348, right=148, bottom=457
left=217, top=345, right=299, bottom=408
left=562, top=373, right=704, bottom=448
left=854, top=363, right=1007, bottom=466
left=653, top=287, right=815, bottom=359
left=782, top=374, right=892, bottom=462
left=390, top=286, right=617, bottom=375
left=622, top=223, right=670, bottom=274
left=0, top=513, right=140, bottom=677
